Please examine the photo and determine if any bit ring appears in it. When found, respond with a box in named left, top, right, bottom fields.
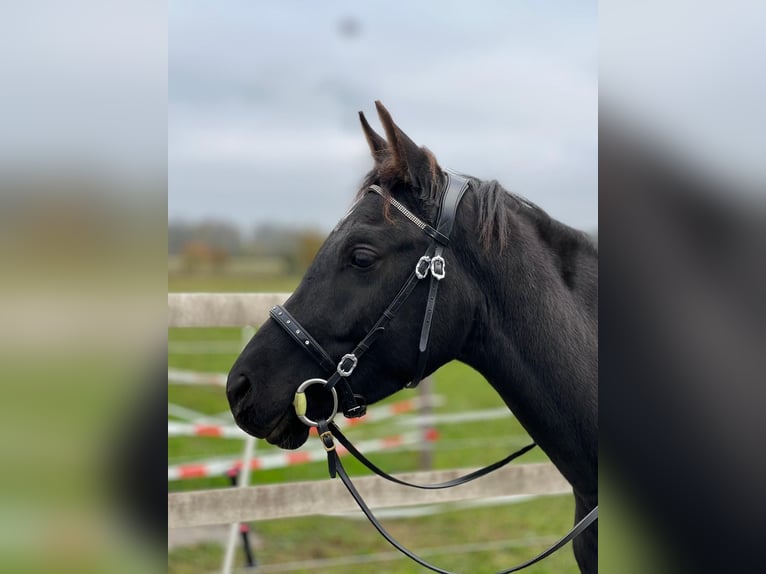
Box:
left=292, top=378, right=338, bottom=427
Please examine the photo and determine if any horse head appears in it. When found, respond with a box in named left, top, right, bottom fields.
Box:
left=227, top=102, right=482, bottom=449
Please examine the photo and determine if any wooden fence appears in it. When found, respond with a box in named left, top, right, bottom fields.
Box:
left=168, top=292, right=289, bottom=328
left=169, top=463, right=569, bottom=528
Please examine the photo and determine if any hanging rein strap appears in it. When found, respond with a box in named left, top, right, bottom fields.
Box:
left=318, top=423, right=598, bottom=574
left=330, top=422, right=536, bottom=489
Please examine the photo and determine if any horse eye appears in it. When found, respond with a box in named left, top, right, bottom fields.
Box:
left=350, top=248, right=378, bottom=269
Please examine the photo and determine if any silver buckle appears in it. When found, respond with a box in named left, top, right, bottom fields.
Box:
left=430, top=255, right=446, bottom=280
left=415, top=255, right=431, bottom=279
left=337, top=353, right=358, bottom=377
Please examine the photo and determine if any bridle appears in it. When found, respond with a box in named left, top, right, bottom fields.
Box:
left=271, top=170, right=471, bottom=420
left=268, top=170, right=598, bottom=573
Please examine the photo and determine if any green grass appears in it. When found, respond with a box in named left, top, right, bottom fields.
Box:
left=169, top=498, right=575, bottom=574
left=168, top=276, right=579, bottom=573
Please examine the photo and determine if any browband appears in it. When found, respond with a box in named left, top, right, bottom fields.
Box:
left=367, top=184, right=450, bottom=246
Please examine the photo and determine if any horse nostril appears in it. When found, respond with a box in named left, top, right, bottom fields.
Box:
left=227, top=373, right=251, bottom=406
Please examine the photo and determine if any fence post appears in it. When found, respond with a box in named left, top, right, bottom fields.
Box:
left=418, top=376, right=435, bottom=470
left=221, top=326, right=257, bottom=573
left=227, top=471, right=256, bottom=567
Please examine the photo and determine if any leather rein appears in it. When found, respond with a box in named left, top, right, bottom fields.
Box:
left=268, top=170, right=598, bottom=573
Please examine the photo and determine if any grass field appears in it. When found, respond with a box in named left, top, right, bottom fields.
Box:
left=168, top=271, right=579, bottom=573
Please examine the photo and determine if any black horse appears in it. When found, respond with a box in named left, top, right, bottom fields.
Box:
left=227, top=102, right=598, bottom=573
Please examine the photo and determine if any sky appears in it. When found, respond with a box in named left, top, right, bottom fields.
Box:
left=169, top=1, right=598, bottom=232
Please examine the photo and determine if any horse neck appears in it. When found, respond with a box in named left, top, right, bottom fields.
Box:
left=456, top=198, right=598, bottom=496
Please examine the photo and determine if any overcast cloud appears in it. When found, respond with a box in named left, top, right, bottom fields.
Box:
left=169, top=1, right=598, bottom=232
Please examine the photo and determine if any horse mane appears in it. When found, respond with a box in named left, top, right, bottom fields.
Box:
left=470, top=178, right=597, bottom=290
left=469, top=177, right=597, bottom=258
left=357, top=167, right=597, bottom=274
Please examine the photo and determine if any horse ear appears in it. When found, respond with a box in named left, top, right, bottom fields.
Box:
left=374, top=100, right=439, bottom=190
left=359, top=111, right=387, bottom=163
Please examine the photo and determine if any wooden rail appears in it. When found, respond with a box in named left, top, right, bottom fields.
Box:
left=168, top=463, right=569, bottom=528
left=168, top=292, right=290, bottom=327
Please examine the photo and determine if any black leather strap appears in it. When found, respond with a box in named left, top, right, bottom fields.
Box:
left=269, top=306, right=335, bottom=372
left=317, top=419, right=337, bottom=478
left=408, top=172, right=470, bottom=387
left=436, top=170, right=470, bottom=238
left=331, top=259, right=433, bottom=382
left=331, top=422, right=536, bottom=489
left=270, top=305, right=365, bottom=417
left=409, top=246, right=443, bottom=387
left=327, top=444, right=598, bottom=574
left=423, top=226, right=450, bottom=246
left=272, top=257, right=432, bottom=418
left=321, top=251, right=434, bottom=414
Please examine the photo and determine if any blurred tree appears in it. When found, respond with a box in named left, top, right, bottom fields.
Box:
left=209, top=246, right=228, bottom=270
left=169, top=220, right=241, bottom=256
left=181, top=241, right=213, bottom=271
left=170, top=220, right=327, bottom=276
